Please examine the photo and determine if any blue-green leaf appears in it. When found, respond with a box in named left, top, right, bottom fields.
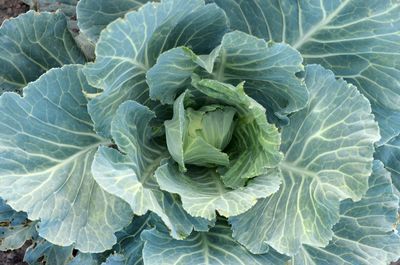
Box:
left=210, top=0, right=400, bottom=144
left=376, top=134, right=400, bottom=192
left=141, top=219, right=289, bottom=265
left=0, top=198, right=37, bottom=251
left=24, top=238, right=74, bottom=265
left=0, top=65, right=132, bottom=252
left=147, top=47, right=219, bottom=105
left=148, top=31, right=308, bottom=123
left=91, top=101, right=211, bottom=239
left=292, top=161, right=400, bottom=265
left=77, top=0, right=150, bottom=42
left=83, top=0, right=228, bottom=137
left=213, top=31, right=308, bottom=122
left=0, top=11, right=85, bottom=93
left=230, top=65, right=380, bottom=255
left=155, top=161, right=280, bottom=220
left=108, top=214, right=154, bottom=265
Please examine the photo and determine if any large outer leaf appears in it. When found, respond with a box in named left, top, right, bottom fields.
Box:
left=0, top=65, right=132, bottom=252
left=292, top=161, right=400, bottom=265
left=0, top=198, right=37, bottom=251
left=210, top=0, right=400, bottom=144
left=230, top=65, right=379, bottom=255
left=376, top=134, right=400, bottom=191
left=155, top=162, right=280, bottom=220
left=83, top=0, right=228, bottom=137
left=148, top=31, right=308, bottom=123
left=77, top=0, right=150, bottom=42
left=92, top=101, right=211, bottom=239
left=0, top=11, right=85, bottom=93
left=141, top=219, right=288, bottom=265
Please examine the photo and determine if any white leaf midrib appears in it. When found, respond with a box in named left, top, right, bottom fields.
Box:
left=293, top=0, right=351, bottom=49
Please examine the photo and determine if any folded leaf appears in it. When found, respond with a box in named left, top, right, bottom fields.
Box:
left=148, top=31, right=308, bottom=123
left=155, top=161, right=281, bottom=220
left=92, top=101, right=212, bottom=239
left=84, top=0, right=228, bottom=137
left=230, top=64, right=380, bottom=255
left=164, top=92, right=236, bottom=169
left=194, top=80, right=283, bottom=188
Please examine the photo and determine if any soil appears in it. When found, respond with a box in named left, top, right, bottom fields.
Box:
left=0, top=242, right=29, bottom=265
left=0, top=0, right=29, bottom=25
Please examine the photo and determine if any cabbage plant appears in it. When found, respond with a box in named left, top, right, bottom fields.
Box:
left=0, top=0, right=400, bottom=264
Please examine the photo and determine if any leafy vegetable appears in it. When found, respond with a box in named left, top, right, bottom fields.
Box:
left=0, top=0, right=399, bottom=264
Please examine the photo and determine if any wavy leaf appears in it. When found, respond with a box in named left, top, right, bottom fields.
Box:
left=77, top=0, right=150, bottom=42
left=292, top=161, right=400, bottom=265
left=148, top=31, right=308, bottom=123
left=24, top=238, right=74, bottom=265
left=210, top=0, right=400, bottom=144
left=141, top=219, right=288, bottom=265
left=0, top=65, right=132, bottom=252
left=0, top=198, right=37, bottom=251
left=92, top=101, right=211, bottom=239
left=0, top=11, right=85, bottom=93
left=193, top=79, right=283, bottom=188
left=155, top=161, right=280, bottom=220
left=230, top=65, right=380, bottom=255
left=83, top=0, right=228, bottom=137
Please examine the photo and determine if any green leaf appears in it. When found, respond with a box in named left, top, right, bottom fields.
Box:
left=148, top=31, right=308, bottom=123
left=108, top=214, right=154, bottom=265
left=141, top=219, right=289, bottom=265
left=155, top=161, right=281, bottom=220
left=230, top=65, right=380, bottom=255
left=0, top=198, right=37, bottom=251
left=91, top=101, right=211, bottom=239
left=68, top=253, right=100, bottom=265
left=194, top=79, right=283, bottom=188
left=83, top=0, right=228, bottom=137
left=0, top=65, right=132, bottom=252
left=102, top=254, right=125, bottom=265
left=165, top=92, right=236, bottom=169
left=0, top=11, right=85, bottom=93
left=24, top=238, right=74, bottom=265
left=210, top=0, right=400, bottom=144
left=213, top=31, right=308, bottom=122
left=292, top=161, right=400, bottom=265
left=147, top=47, right=219, bottom=104
left=376, top=134, right=400, bottom=192
left=77, top=0, right=150, bottom=42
